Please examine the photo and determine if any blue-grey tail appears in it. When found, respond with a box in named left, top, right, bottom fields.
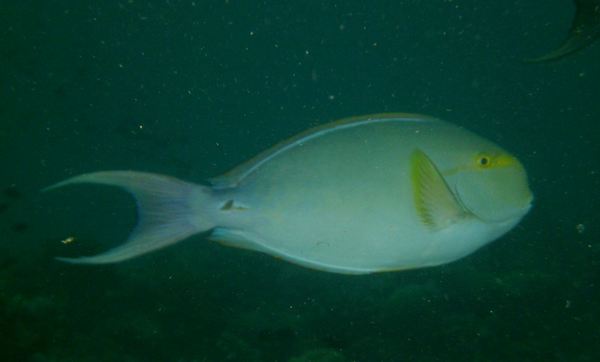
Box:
left=44, top=171, right=215, bottom=264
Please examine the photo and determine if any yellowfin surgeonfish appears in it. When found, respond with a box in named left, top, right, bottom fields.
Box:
left=45, top=113, right=533, bottom=274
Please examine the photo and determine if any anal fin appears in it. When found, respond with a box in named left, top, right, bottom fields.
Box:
left=208, top=228, right=269, bottom=253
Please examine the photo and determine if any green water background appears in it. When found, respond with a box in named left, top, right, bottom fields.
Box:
left=1, top=0, right=599, bottom=361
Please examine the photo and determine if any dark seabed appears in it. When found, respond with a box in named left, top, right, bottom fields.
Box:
left=1, top=1, right=599, bottom=361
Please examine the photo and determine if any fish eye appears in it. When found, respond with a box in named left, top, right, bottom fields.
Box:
left=477, top=155, right=491, bottom=168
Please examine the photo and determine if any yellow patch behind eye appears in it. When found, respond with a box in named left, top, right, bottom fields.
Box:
left=441, top=152, right=519, bottom=177
left=493, top=154, right=518, bottom=167
left=475, top=153, right=517, bottom=169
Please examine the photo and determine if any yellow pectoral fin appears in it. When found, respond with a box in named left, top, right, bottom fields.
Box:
left=411, top=149, right=466, bottom=230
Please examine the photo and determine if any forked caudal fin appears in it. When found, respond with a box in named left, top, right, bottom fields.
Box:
left=44, top=171, right=216, bottom=264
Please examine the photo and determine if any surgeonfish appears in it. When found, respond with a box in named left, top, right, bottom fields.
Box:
left=45, top=113, right=533, bottom=274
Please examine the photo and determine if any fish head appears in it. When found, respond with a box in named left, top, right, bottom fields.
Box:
left=449, top=149, right=533, bottom=224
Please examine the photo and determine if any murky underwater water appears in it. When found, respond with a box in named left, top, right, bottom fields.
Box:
left=1, top=1, right=599, bottom=361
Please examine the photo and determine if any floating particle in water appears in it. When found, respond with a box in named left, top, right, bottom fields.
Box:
left=576, top=224, right=585, bottom=234
left=60, top=236, right=76, bottom=245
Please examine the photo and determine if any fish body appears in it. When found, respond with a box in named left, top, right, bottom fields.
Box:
left=46, top=113, right=533, bottom=274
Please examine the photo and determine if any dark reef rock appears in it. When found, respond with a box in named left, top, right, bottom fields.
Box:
left=3, top=186, right=21, bottom=200
left=10, top=223, right=29, bottom=233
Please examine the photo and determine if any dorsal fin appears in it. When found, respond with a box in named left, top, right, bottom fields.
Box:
left=211, top=113, right=437, bottom=188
